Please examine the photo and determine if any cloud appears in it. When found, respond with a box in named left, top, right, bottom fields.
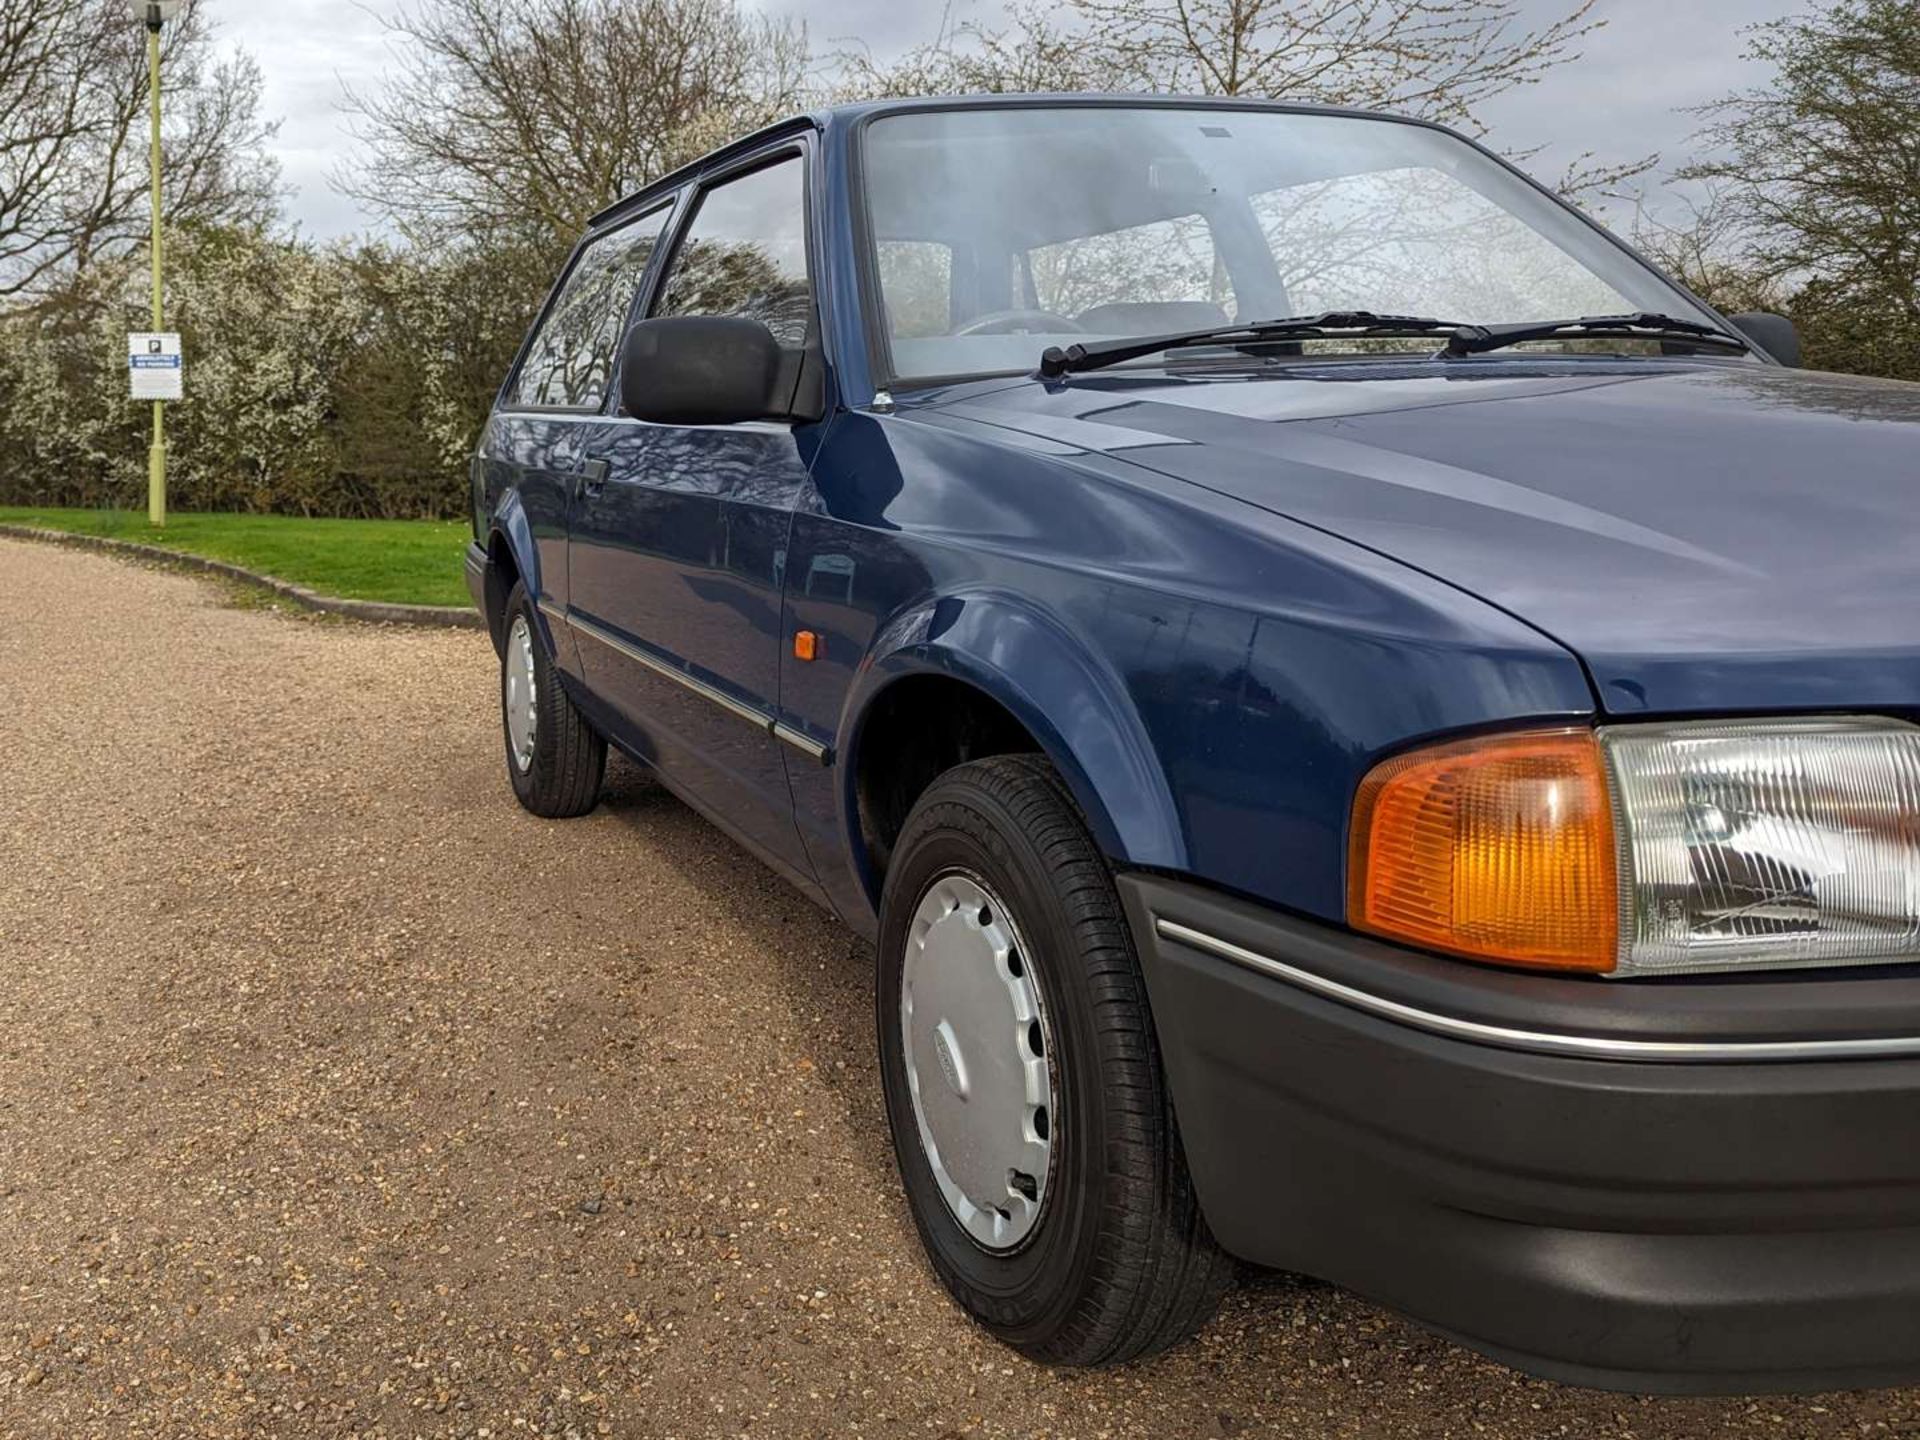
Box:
left=209, top=0, right=408, bottom=238
left=1478, top=0, right=1801, bottom=198
left=205, top=0, right=1800, bottom=240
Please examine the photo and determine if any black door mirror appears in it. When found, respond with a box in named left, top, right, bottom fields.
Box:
left=618, top=316, right=823, bottom=426
left=1728, top=312, right=1803, bottom=368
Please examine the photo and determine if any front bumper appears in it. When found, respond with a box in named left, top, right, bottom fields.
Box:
left=1122, top=873, right=1920, bottom=1394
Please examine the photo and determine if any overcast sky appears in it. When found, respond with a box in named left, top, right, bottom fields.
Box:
left=215, top=0, right=1804, bottom=241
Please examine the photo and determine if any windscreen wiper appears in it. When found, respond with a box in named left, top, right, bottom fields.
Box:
left=1037, top=311, right=1465, bottom=378
left=1442, top=312, right=1751, bottom=358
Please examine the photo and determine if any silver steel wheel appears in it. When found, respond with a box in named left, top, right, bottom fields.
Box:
left=901, top=870, right=1056, bottom=1252
left=504, top=614, right=538, bottom=773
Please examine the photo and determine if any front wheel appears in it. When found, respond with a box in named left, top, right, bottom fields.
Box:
left=877, top=755, right=1231, bottom=1366
left=499, top=581, right=605, bottom=818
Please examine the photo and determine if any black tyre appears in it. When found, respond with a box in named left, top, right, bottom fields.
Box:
left=877, top=754, right=1231, bottom=1366
left=499, top=581, right=605, bottom=819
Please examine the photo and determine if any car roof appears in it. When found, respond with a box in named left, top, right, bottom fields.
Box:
left=586, top=92, right=1417, bottom=232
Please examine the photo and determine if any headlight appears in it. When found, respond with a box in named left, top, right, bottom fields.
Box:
left=1349, top=717, right=1920, bottom=977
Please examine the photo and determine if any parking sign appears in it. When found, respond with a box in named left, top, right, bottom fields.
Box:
left=129, top=332, right=183, bottom=402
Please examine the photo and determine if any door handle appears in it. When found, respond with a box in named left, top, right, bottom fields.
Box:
left=578, top=457, right=611, bottom=499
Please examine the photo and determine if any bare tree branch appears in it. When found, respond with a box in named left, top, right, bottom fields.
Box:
left=1682, top=0, right=1920, bottom=326
left=0, top=0, right=279, bottom=301
left=836, top=0, right=1602, bottom=139
left=337, top=0, right=809, bottom=254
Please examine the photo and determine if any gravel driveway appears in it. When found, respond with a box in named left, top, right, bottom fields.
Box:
left=3, top=537, right=1917, bottom=1439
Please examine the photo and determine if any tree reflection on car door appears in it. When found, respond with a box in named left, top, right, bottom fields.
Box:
left=566, top=149, right=826, bottom=890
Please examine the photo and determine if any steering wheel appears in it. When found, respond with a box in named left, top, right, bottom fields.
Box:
left=953, top=308, right=1086, bottom=337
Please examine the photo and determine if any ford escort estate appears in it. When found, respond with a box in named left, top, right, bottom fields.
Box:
left=464, top=95, right=1920, bottom=1393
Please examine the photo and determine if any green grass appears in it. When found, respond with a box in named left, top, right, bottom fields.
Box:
left=0, top=506, right=472, bottom=608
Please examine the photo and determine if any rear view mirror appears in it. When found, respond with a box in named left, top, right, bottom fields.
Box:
left=619, top=316, right=824, bottom=426
left=1729, top=312, right=1803, bottom=368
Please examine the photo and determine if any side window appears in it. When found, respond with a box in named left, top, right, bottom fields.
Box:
left=654, top=156, right=812, bottom=347
left=876, top=241, right=953, bottom=338
left=513, top=205, right=673, bottom=409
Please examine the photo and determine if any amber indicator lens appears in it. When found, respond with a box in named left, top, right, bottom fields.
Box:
left=793, top=630, right=819, bottom=662
left=1349, top=728, right=1617, bottom=973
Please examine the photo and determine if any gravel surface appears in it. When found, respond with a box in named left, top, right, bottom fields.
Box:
left=3, top=537, right=1918, bottom=1439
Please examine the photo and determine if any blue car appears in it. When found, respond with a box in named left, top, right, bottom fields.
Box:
left=465, top=95, right=1920, bottom=1394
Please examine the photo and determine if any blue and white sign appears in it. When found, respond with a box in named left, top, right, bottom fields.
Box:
left=129, top=332, right=183, bottom=402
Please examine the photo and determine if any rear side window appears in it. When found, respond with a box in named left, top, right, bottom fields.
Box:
left=653, top=156, right=812, bottom=346
left=513, top=205, right=673, bottom=410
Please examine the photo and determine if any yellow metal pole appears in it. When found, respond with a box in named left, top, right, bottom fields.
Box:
left=147, top=21, right=166, bottom=528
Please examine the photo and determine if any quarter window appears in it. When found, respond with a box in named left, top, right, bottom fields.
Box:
left=513, top=206, right=672, bottom=410
left=654, top=156, right=812, bottom=347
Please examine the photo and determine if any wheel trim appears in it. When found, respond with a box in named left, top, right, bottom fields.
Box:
left=901, top=871, right=1056, bottom=1252
left=504, top=614, right=538, bottom=773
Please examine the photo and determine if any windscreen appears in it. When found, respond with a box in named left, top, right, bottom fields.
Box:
left=861, top=106, right=1718, bottom=380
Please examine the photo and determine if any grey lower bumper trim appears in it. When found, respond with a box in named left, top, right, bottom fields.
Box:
left=1154, top=918, right=1920, bottom=1064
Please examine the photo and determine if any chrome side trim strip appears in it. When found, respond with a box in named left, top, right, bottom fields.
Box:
left=772, top=722, right=832, bottom=765
left=560, top=608, right=836, bottom=766
left=535, top=598, right=567, bottom=624
left=569, top=611, right=767, bottom=728
left=1153, top=918, right=1920, bottom=1064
